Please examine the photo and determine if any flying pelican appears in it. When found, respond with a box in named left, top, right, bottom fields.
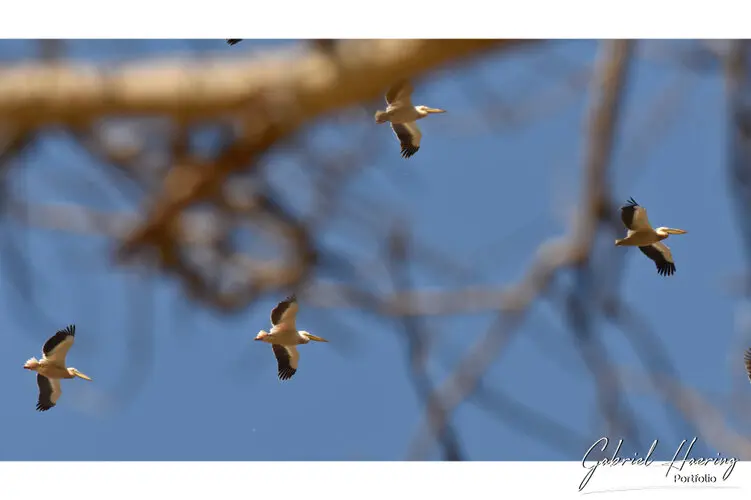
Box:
left=745, top=348, right=751, bottom=383
left=255, top=295, right=328, bottom=381
left=374, top=79, right=446, bottom=159
left=23, top=324, right=92, bottom=412
left=616, top=197, right=687, bottom=276
left=226, top=39, right=242, bottom=46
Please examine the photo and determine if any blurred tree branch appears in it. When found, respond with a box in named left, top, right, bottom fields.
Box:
left=0, top=40, right=523, bottom=126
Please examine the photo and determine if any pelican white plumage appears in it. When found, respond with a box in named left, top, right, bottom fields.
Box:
left=255, top=295, right=328, bottom=381
left=23, top=324, right=92, bottom=412
left=374, top=79, right=446, bottom=159
left=616, top=197, right=687, bottom=276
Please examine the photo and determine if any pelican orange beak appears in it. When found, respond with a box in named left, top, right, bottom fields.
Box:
left=665, top=228, right=687, bottom=235
left=74, top=371, right=92, bottom=381
left=306, top=334, right=329, bottom=343
left=427, top=107, right=446, bottom=114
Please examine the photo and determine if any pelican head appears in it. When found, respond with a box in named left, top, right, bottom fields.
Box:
left=655, top=227, right=687, bottom=238
left=23, top=357, right=40, bottom=371
left=300, top=331, right=329, bottom=343
left=255, top=330, right=269, bottom=342
left=417, top=105, right=446, bottom=116
left=68, top=368, right=92, bottom=381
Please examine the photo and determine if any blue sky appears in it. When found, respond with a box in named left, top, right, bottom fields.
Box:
left=0, top=39, right=746, bottom=461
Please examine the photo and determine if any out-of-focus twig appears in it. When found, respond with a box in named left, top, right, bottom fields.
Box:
left=559, top=272, right=646, bottom=449
left=385, top=221, right=464, bottom=461
left=723, top=40, right=751, bottom=262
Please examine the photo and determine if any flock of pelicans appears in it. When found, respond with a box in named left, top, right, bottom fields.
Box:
left=25, top=295, right=324, bottom=411
left=20, top=40, right=751, bottom=413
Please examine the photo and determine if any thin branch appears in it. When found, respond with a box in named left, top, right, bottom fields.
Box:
left=385, top=221, right=464, bottom=461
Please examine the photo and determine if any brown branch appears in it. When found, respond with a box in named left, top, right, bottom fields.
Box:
left=0, top=40, right=526, bottom=127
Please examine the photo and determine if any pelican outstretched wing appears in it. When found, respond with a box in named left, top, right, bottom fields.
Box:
left=638, top=242, right=676, bottom=276
left=385, top=80, right=414, bottom=108
left=226, top=39, right=242, bottom=46
left=391, top=122, right=422, bottom=159
left=36, top=375, right=61, bottom=412
left=620, top=197, right=654, bottom=232
left=745, top=348, right=751, bottom=383
left=270, top=295, right=298, bottom=329
left=272, top=344, right=299, bottom=381
left=42, top=325, right=76, bottom=365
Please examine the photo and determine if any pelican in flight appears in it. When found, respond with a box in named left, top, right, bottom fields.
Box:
left=255, top=295, right=328, bottom=381
left=374, top=79, right=446, bottom=159
left=226, top=39, right=242, bottom=46
left=616, top=197, right=687, bottom=276
left=744, top=348, right=751, bottom=383
left=23, top=324, right=92, bottom=412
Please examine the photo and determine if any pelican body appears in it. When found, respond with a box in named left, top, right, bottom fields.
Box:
left=255, top=295, right=328, bottom=381
left=374, top=80, right=446, bottom=158
left=375, top=104, right=443, bottom=125
left=616, top=197, right=687, bottom=276
left=23, top=324, right=92, bottom=411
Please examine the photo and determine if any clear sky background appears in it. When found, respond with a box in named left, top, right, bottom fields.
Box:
left=0, top=39, right=746, bottom=461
